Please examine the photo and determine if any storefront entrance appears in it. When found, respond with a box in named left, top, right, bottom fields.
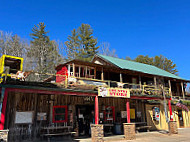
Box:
left=76, top=105, right=94, bottom=136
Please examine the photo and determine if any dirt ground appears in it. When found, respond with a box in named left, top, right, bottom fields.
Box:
left=103, top=128, right=190, bottom=142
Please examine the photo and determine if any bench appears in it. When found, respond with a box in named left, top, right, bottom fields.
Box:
left=136, top=126, right=152, bottom=133
left=40, top=126, right=75, bottom=142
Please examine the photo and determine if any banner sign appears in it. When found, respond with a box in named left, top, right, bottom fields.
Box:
left=98, top=87, right=130, bottom=98
left=176, top=102, right=189, bottom=112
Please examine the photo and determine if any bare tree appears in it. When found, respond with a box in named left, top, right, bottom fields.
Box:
left=0, top=31, right=12, bottom=55
left=99, top=42, right=118, bottom=57
left=0, top=31, right=29, bottom=58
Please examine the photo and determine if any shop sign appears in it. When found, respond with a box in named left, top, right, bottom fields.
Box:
left=153, top=107, right=160, bottom=121
left=98, top=87, right=130, bottom=98
left=176, top=102, right=189, bottom=112
left=121, top=111, right=127, bottom=118
left=130, top=109, right=135, bottom=119
left=37, top=113, right=47, bottom=121
left=83, top=96, right=94, bottom=102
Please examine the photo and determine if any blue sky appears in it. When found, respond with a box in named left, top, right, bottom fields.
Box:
left=0, top=0, right=190, bottom=80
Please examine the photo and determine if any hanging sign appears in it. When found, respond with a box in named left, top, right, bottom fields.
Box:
left=176, top=102, right=189, bottom=112
left=98, top=87, right=130, bottom=98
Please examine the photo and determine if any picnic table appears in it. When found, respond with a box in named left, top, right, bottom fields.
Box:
left=135, top=122, right=151, bottom=133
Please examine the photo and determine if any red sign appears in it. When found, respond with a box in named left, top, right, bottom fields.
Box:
left=98, top=87, right=130, bottom=98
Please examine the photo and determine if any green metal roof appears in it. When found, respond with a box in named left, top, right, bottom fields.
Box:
left=96, top=54, right=188, bottom=81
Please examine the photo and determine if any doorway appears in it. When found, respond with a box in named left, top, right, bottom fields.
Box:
left=76, top=105, right=94, bottom=136
left=178, top=109, right=184, bottom=127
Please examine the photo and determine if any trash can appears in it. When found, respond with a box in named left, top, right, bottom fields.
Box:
left=114, top=123, right=122, bottom=135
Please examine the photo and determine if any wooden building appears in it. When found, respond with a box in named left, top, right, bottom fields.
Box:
left=0, top=54, right=190, bottom=141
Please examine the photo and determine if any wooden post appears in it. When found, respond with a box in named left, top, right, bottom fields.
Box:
left=126, top=99, right=130, bottom=123
left=79, top=66, right=81, bottom=78
left=95, top=96, right=99, bottom=124
left=0, top=88, right=8, bottom=130
left=181, top=82, right=185, bottom=99
left=154, top=77, right=157, bottom=95
left=73, top=63, right=75, bottom=77
left=168, top=80, right=172, bottom=97
left=85, top=66, right=88, bottom=78
left=33, top=93, right=39, bottom=139
left=154, top=76, right=157, bottom=88
left=68, top=64, right=70, bottom=76
left=50, top=95, right=53, bottom=124
left=139, top=75, right=142, bottom=90
left=101, top=68, right=104, bottom=81
left=94, top=67, right=96, bottom=79
left=168, top=99, right=173, bottom=121
left=120, top=72, right=123, bottom=83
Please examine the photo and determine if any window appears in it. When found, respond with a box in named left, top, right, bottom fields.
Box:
left=53, top=106, right=68, bottom=123
left=104, top=106, right=115, bottom=122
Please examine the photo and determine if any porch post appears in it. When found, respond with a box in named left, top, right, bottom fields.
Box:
left=120, top=72, right=123, bottom=83
left=168, top=80, right=172, bottom=97
left=124, top=99, right=135, bottom=140
left=91, top=96, right=103, bottom=142
left=168, top=99, right=173, bottom=121
left=154, top=76, right=157, bottom=90
left=95, top=96, right=99, bottom=124
left=139, top=75, right=142, bottom=90
left=101, top=68, right=104, bottom=81
left=181, top=82, right=185, bottom=99
left=0, top=88, right=8, bottom=130
left=126, top=98, right=130, bottom=123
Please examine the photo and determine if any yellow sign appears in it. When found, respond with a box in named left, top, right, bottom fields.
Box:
left=98, top=87, right=130, bottom=98
left=130, top=109, right=135, bottom=119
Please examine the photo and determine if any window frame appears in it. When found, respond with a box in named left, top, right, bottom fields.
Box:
left=104, top=106, right=115, bottom=122
left=53, top=105, right=68, bottom=123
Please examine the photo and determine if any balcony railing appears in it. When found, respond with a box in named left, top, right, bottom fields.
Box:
left=66, top=76, right=171, bottom=97
left=2, top=69, right=171, bottom=97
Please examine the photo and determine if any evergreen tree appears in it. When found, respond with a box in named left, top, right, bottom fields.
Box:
left=65, top=24, right=99, bottom=61
left=64, top=29, right=79, bottom=60
left=134, top=55, right=178, bottom=74
left=135, top=55, right=154, bottom=65
left=29, top=22, right=50, bottom=73
left=154, top=55, right=177, bottom=74
left=28, top=22, right=64, bottom=81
